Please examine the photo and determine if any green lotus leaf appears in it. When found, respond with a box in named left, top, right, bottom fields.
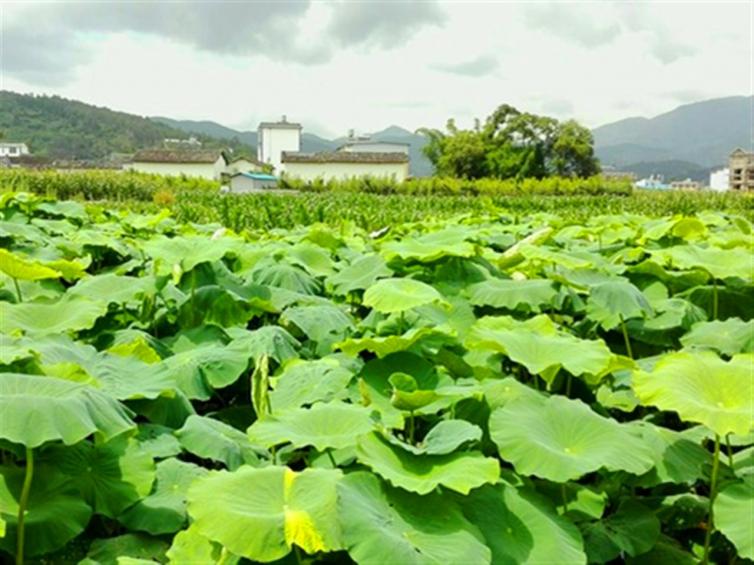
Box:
left=86, top=353, right=176, bottom=401
left=146, top=344, right=250, bottom=400
left=134, top=424, right=182, bottom=460
left=389, top=420, right=483, bottom=456
left=481, top=377, right=545, bottom=410
left=248, top=401, right=375, bottom=451
left=381, top=226, right=476, bottom=262
left=187, top=466, right=343, bottom=562
left=43, top=257, right=90, bottom=281
left=586, top=281, right=653, bottom=330
left=466, top=315, right=613, bottom=384
left=0, top=295, right=109, bottom=335
left=467, top=278, right=558, bottom=312
left=250, top=262, right=321, bottom=295
left=581, top=500, right=660, bottom=562
left=41, top=437, right=155, bottom=518
left=227, top=325, right=300, bottom=365
left=118, top=458, right=207, bottom=535
left=176, top=285, right=265, bottom=329
left=269, top=357, right=355, bottom=413
left=629, top=422, right=710, bottom=486
left=166, top=524, right=234, bottom=565
left=363, top=278, right=446, bottom=314
left=0, top=334, right=36, bottom=365
left=651, top=245, right=754, bottom=281
left=0, top=248, right=61, bottom=280
left=388, top=372, right=439, bottom=411
left=336, top=326, right=455, bottom=358
left=497, top=227, right=553, bottom=269
left=490, top=395, right=655, bottom=482
left=680, top=318, right=754, bottom=356
left=327, top=254, right=393, bottom=295
left=459, top=484, right=586, bottom=565
left=337, top=471, right=491, bottom=565
left=143, top=235, right=240, bottom=276
left=355, top=432, right=499, bottom=495
left=632, top=351, right=754, bottom=436
left=714, top=475, right=754, bottom=559
left=280, top=304, right=355, bottom=354
left=176, top=415, right=264, bottom=470
left=0, top=464, right=93, bottom=557
left=0, top=373, right=134, bottom=448
left=84, top=533, right=169, bottom=565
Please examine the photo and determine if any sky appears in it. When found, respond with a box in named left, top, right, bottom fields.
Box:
left=1, top=1, right=752, bottom=138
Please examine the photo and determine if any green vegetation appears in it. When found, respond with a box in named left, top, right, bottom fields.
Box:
left=0, top=91, right=253, bottom=159
left=418, top=103, right=599, bottom=180
left=0, top=190, right=752, bottom=564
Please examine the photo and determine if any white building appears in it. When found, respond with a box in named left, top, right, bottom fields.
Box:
left=257, top=117, right=302, bottom=173
left=338, top=140, right=410, bottom=155
left=281, top=151, right=409, bottom=182
left=709, top=167, right=730, bottom=192
left=228, top=172, right=278, bottom=193
left=125, top=149, right=225, bottom=180
left=0, top=143, right=29, bottom=157
left=224, top=155, right=264, bottom=176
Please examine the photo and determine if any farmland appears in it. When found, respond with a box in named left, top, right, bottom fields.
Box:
left=0, top=186, right=752, bottom=564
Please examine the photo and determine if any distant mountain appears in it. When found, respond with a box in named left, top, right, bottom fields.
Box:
left=621, top=160, right=714, bottom=183
left=0, top=91, right=253, bottom=159
left=594, top=96, right=752, bottom=175
left=155, top=118, right=433, bottom=177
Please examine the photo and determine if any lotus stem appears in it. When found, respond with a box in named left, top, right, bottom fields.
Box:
left=702, top=434, right=721, bottom=564
left=408, top=411, right=415, bottom=445
left=565, top=374, right=572, bottom=398
left=326, top=449, right=337, bottom=469
left=16, top=447, right=34, bottom=565
left=712, top=279, right=719, bottom=320
left=619, top=315, right=633, bottom=359
left=561, top=484, right=569, bottom=513
left=12, top=277, right=22, bottom=303
left=725, top=434, right=734, bottom=469
left=216, top=547, right=230, bottom=565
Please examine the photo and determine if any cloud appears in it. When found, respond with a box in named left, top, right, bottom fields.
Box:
left=649, top=36, right=696, bottom=65
left=328, top=1, right=446, bottom=48
left=431, top=55, right=498, bottom=77
left=540, top=99, right=574, bottom=117
left=617, top=3, right=696, bottom=64
left=524, top=4, right=621, bottom=48
left=1, top=0, right=446, bottom=85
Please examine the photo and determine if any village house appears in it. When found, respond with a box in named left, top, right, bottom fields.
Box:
left=729, top=148, right=754, bottom=191
left=228, top=171, right=279, bottom=193
left=257, top=117, right=411, bottom=181
left=0, top=142, right=29, bottom=157
left=709, top=167, right=730, bottom=191
left=281, top=151, right=409, bottom=182
left=125, top=149, right=263, bottom=180
left=669, top=178, right=702, bottom=191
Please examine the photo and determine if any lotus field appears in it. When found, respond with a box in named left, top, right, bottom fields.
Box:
left=1, top=190, right=753, bottom=564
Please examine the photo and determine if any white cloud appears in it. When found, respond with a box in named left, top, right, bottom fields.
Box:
left=1, top=1, right=750, bottom=134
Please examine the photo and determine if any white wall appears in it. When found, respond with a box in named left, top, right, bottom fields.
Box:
left=283, top=161, right=409, bottom=182
left=125, top=157, right=224, bottom=180
left=709, top=168, right=730, bottom=191
left=259, top=127, right=300, bottom=173
left=341, top=142, right=409, bottom=154
left=0, top=144, right=29, bottom=157
left=229, top=175, right=277, bottom=193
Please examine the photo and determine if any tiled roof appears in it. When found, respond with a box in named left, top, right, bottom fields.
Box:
left=258, top=121, right=302, bottom=130
left=281, top=151, right=409, bottom=164
left=131, top=149, right=222, bottom=164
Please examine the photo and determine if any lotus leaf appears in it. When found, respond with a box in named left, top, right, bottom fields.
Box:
left=490, top=395, right=655, bottom=482
left=714, top=475, right=754, bottom=559
left=363, top=278, right=446, bottom=313
left=187, top=466, right=342, bottom=562
left=176, top=415, right=264, bottom=470
left=0, top=373, right=134, bottom=447
left=355, top=432, right=499, bottom=495
left=680, top=318, right=754, bottom=356
left=586, top=281, right=653, bottom=330
left=248, top=401, right=375, bottom=451
left=460, top=484, right=587, bottom=564
left=327, top=254, right=392, bottom=295
left=269, top=357, right=355, bottom=413
left=0, top=295, right=109, bottom=335
left=337, top=471, right=491, bottom=565
left=632, top=351, right=754, bottom=436
left=118, top=458, right=207, bottom=535
left=467, top=278, right=558, bottom=312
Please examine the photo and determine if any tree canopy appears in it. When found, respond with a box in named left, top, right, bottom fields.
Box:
left=417, top=104, right=600, bottom=180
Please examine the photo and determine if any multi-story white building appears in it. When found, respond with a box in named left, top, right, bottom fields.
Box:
left=0, top=143, right=29, bottom=157
left=257, top=117, right=302, bottom=173
left=709, top=168, right=730, bottom=191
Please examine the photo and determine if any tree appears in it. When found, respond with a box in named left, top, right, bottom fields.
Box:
left=418, top=104, right=600, bottom=180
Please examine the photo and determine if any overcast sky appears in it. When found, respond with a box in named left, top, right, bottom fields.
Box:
left=1, top=1, right=752, bottom=138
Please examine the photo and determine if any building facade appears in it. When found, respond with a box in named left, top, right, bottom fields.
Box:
left=228, top=172, right=278, bottom=192
left=669, top=178, right=702, bottom=191
left=281, top=152, right=409, bottom=182
left=709, top=168, right=730, bottom=191
left=729, top=149, right=754, bottom=191
left=125, top=149, right=225, bottom=179
left=257, top=117, right=302, bottom=173
left=338, top=140, right=410, bottom=155
left=0, top=143, right=29, bottom=157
